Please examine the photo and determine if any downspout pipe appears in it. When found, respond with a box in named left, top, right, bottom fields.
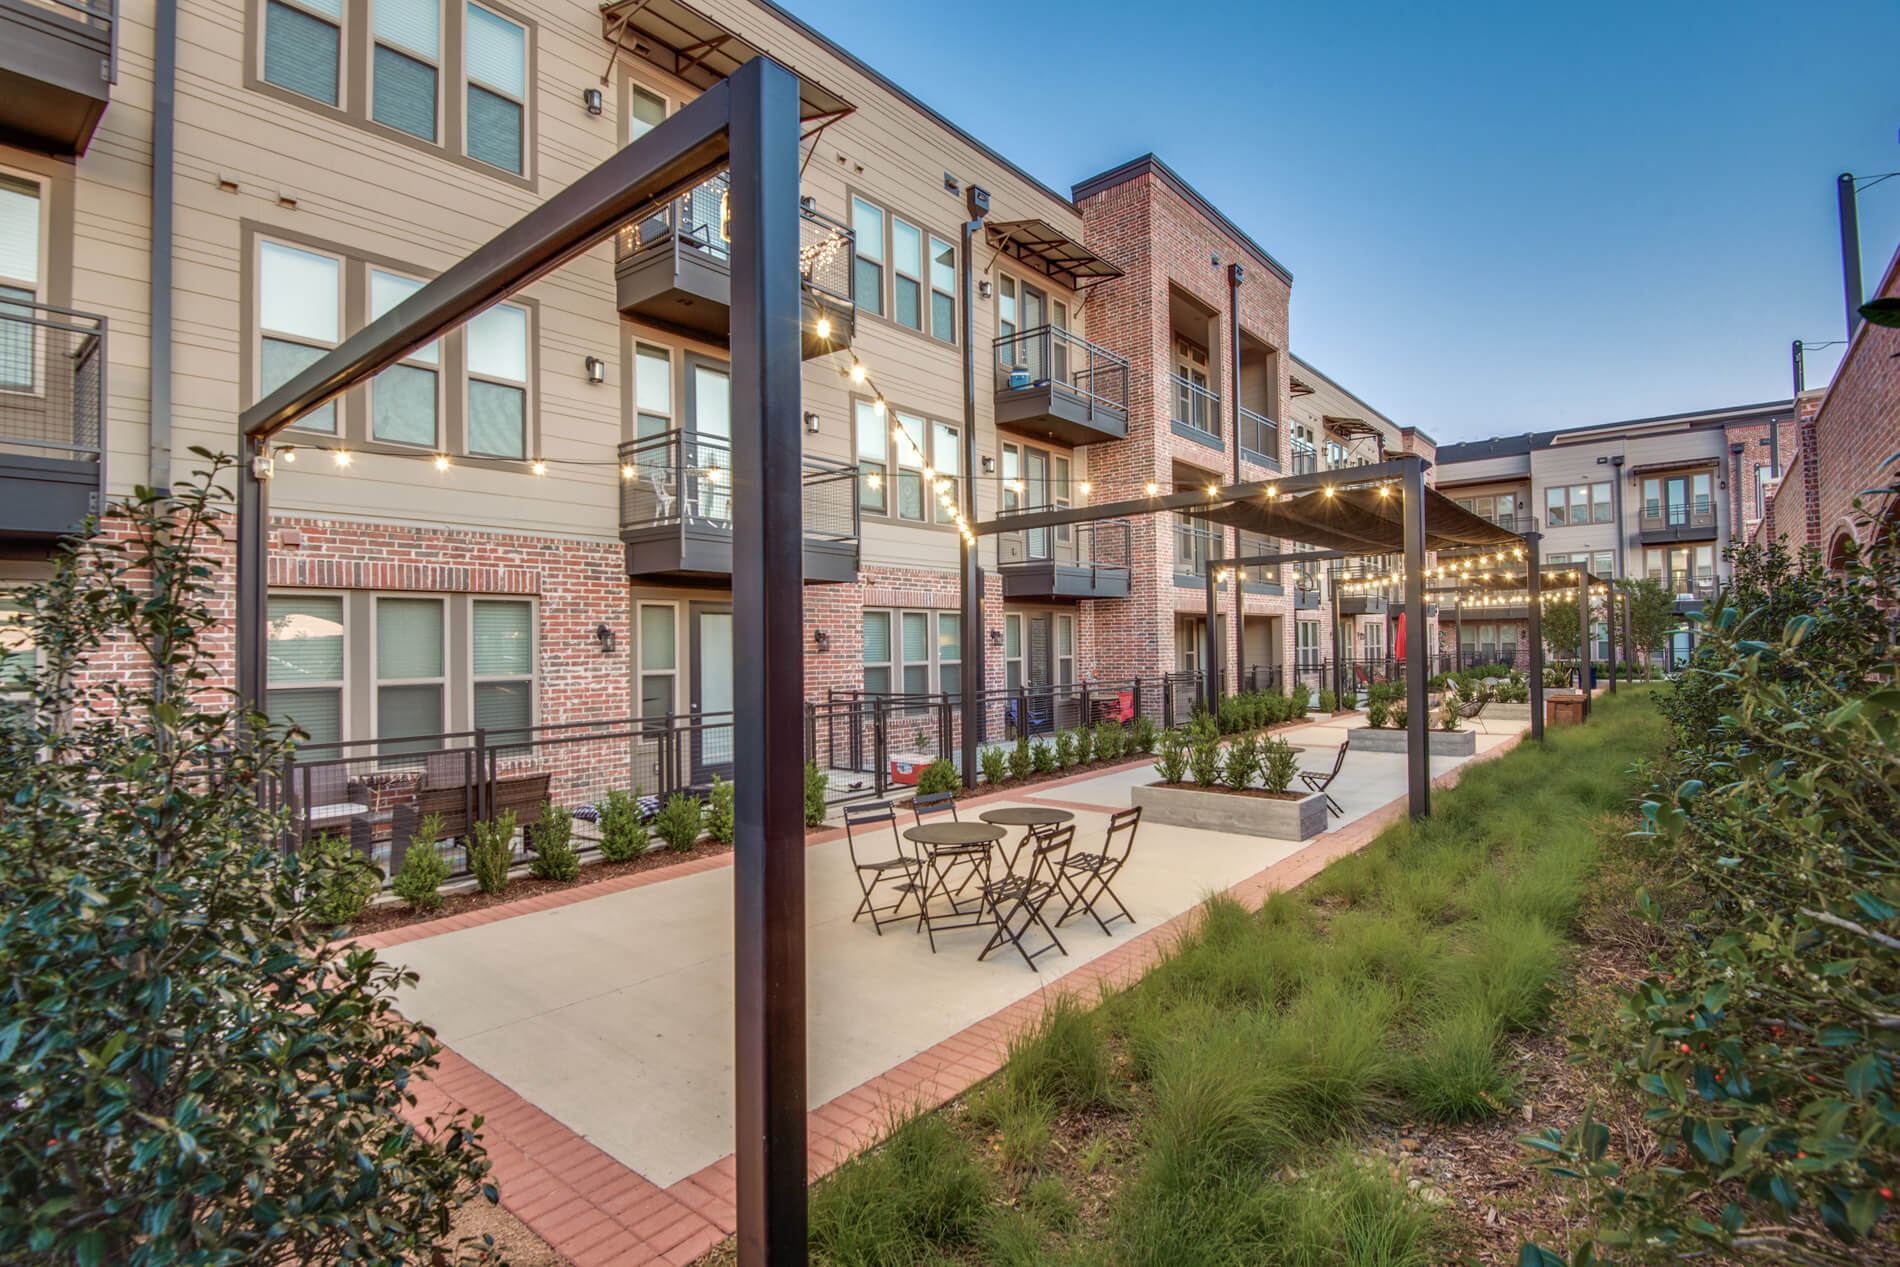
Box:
left=957, top=187, right=989, bottom=787
left=150, top=0, right=176, bottom=496
left=1728, top=442, right=1745, bottom=558
left=1227, top=263, right=1243, bottom=700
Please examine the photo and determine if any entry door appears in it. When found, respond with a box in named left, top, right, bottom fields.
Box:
left=1020, top=283, right=1048, bottom=380
left=1663, top=476, right=1689, bottom=527
left=690, top=604, right=734, bottom=783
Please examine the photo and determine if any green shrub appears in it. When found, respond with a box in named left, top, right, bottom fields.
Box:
left=1004, top=995, right=1118, bottom=1113
left=1436, top=698, right=1462, bottom=732
left=469, top=809, right=517, bottom=893
left=1339, top=687, right=1359, bottom=710
left=1289, top=683, right=1311, bottom=715
left=528, top=801, right=579, bottom=881
left=804, top=760, right=828, bottom=827
left=916, top=757, right=961, bottom=796
left=1054, top=728, right=1078, bottom=768
left=1261, top=736, right=1299, bottom=795
left=1222, top=733, right=1259, bottom=790
left=1073, top=724, right=1094, bottom=764
left=1008, top=733, right=1033, bottom=781
left=1153, top=728, right=1189, bottom=783
left=1094, top=720, right=1124, bottom=761
left=980, top=745, right=1009, bottom=787
left=1366, top=698, right=1389, bottom=729
left=1188, top=726, right=1224, bottom=787
left=1133, top=714, right=1159, bottom=753
left=652, top=792, right=703, bottom=852
left=1030, top=739, right=1057, bottom=775
left=809, top=1108, right=991, bottom=1263
left=1317, top=688, right=1337, bottom=713
left=598, top=787, right=650, bottom=861
left=301, top=831, right=382, bottom=928
left=705, top=775, right=736, bottom=845
left=1216, top=693, right=1245, bottom=734
left=391, top=818, right=450, bottom=912
left=1390, top=702, right=1408, bottom=731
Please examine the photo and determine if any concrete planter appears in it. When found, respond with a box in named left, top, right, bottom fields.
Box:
left=1131, top=781, right=1328, bottom=842
left=1349, top=726, right=1478, bottom=757
left=1487, top=702, right=1532, bottom=721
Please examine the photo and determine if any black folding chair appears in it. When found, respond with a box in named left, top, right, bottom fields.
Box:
left=1057, top=806, right=1140, bottom=935
left=979, top=824, right=1072, bottom=971
left=843, top=801, right=922, bottom=934
left=1299, top=740, right=1347, bottom=817
left=910, top=790, right=959, bottom=825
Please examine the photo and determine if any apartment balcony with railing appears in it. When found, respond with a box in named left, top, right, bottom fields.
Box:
left=1638, top=498, right=1718, bottom=544
left=996, top=516, right=1131, bottom=600
left=1170, top=373, right=1221, bottom=448
left=992, top=326, right=1129, bottom=447
left=1238, top=406, right=1279, bottom=470
left=614, top=173, right=851, bottom=358
left=1173, top=519, right=1216, bottom=583
left=1647, top=571, right=1718, bottom=612
left=0, top=0, right=113, bottom=155
left=617, top=428, right=858, bottom=582
left=0, top=299, right=105, bottom=540
left=1289, top=437, right=1318, bottom=475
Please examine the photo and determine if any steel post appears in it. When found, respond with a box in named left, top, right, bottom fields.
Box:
left=1401, top=458, right=1429, bottom=818
left=1526, top=532, right=1545, bottom=741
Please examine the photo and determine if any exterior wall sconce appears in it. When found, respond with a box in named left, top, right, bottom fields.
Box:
left=978, top=280, right=992, bottom=300
left=981, top=455, right=996, bottom=473
left=812, top=628, right=830, bottom=651
left=584, top=356, right=606, bottom=384
left=594, top=623, right=615, bottom=654
left=805, top=411, right=820, bottom=434
left=989, top=628, right=1003, bottom=646
left=583, top=88, right=603, bottom=116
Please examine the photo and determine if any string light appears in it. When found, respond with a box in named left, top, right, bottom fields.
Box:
left=434, top=454, right=450, bottom=472
left=849, top=361, right=866, bottom=384
left=531, top=460, right=548, bottom=476
left=1146, top=482, right=1158, bottom=496
left=279, top=446, right=297, bottom=464
left=332, top=450, right=351, bottom=468
left=621, top=464, right=636, bottom=480
left=815, top=316, right=831, bottom=339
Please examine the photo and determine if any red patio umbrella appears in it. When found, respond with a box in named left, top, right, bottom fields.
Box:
left=1393, top=611, right=1407, bottom=664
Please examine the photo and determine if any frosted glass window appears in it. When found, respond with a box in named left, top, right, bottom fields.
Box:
left=856, top=400, right=886, bottom=514
left=472, top=599, right=531, bottom=675
left=640, top=604, right=675, bottom=671
left=259, top=242, right=338, bottom=342
left=468, top=380, right=524, bottom=458
left=374, top=0, right=438, bottom=58
left=376, top=597, right=444, bottom=679
left=851, top=198, right=882, bottom=316
left=929, top=236, right=954, bottom=343
left=467, top=303, right=526, bottom=380
left=635, top=344, right=670, bottom=420
left=261, top=339, right=336, bottom=434
left=0, top=175, right=40, bottom=286
left=466, top=5, right=524, bottom=94
left=374, top=46, right=437, bottom=141
left=629, top=86, right=665, bottom=140
left=369, top=270, right=438, bottom=362
left=892, top=219, right=921, bottom=330
left=372, top=364, right=436, bottom=446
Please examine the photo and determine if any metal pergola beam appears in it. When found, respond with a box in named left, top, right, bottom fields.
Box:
left=230, top=59, right=811, bottom=1265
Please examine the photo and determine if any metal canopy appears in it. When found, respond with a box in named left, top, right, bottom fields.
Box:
left=1188, top=483, right=1527, bottom=556
left=984, top=218, right=1124, bottom=287
left=598, top=0, right=855, bottom=129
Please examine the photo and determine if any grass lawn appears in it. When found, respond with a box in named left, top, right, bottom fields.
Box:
left=800, top=689, right=1668, bottom=1267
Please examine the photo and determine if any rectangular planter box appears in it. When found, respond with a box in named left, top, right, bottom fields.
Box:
left=1348, top=726, right=1478, bottom=757
left=1131, top=781, right=1328, bottom=842
left=1487, top=702, right=1532, bottom=721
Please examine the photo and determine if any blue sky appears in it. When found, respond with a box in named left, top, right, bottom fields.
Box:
left=783, top=0, right=1900, bottom=444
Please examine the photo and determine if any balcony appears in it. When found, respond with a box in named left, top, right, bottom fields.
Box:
left=618, top=429, right=859, bottom=583
left=1173, top=520, right=1215, bottom=584
left=1294, top=587, right=1320, bottom=610
left=992, top=327, right=1128, bottom=447
left=1169, top=373, right=1221, bottom=449
left=614, top=174, right=851, bottom=359
left=1638, top=502, right=1718, bottom=544
left=1238, top=406, right=1280, bottom=470
left=0, top=300, right=104, bottom=541
left=997, top=517, right=1130, bottom=600
left=1338, top=593, right=1387, bottom=616
left=0, top=0, right=113, bottom=155
left=1289, top=439, right=1318, bottom=475
left=1651, top=573, right=1717, bottom=614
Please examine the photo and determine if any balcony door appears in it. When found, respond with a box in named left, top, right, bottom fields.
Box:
left=690, top=603, right=734, bottom=783
left=687, top=360, right=730, bottom=524
left=1020, top=283, right=1048, bottom=381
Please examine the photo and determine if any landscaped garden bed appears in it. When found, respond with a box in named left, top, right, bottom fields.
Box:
left=1133, top=719, right=1327, bottom=840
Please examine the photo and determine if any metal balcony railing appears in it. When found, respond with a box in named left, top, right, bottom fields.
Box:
left=1238, top=405, right=1279, bottom=466
left=616, top=428, right=858, bottom=545
left=0, top=298, right=105, bottom=463
left=1174, top=519, right=1216, bottom=577
left=1169, top=372, right=1220, bottom=438
left=798, top=199, right=853, bottom=320
left=1640, top=501, right=1716, bottom=530
left=1289, top=439, right=1318, bottom=475
left=997, top=516, right=1131, bottom=570
left=993, top=326, right=1128, bottom=414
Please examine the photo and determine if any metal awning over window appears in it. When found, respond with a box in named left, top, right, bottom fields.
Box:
left=984, top=219, right=1123, bottom=289
left=598, top=0, right=854, bottom=131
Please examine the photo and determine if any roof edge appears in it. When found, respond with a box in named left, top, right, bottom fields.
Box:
left=1072, top=154, right=1294, bottom=286
left=1288, top=353, right=1402, bottom=434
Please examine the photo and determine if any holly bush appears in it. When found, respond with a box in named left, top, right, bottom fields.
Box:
left=1522, top=473, right=1900, bottom=1264
left=0, top=454, right=497, bottom=1265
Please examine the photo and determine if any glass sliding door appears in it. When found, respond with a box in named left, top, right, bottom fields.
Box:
left=691, top=604, right=733, bottom=781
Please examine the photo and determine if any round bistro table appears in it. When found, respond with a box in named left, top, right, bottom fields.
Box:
left=903, top=821, right=1007, bottom=948
left=978, top=806, right=1076, bottom=874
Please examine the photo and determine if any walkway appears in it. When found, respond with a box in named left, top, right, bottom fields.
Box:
left=367, top=711, right=1529, bottom=1265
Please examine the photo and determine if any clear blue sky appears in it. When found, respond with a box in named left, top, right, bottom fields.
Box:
left=783, top=0, right=1900, bottom=444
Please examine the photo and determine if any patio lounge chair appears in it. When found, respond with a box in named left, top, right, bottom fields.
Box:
left=1057, top=806, right=1140, bottom=935
left=1456, top=695, right=1490, bottom=733
left=843, top=800, right=923, bottom=934
left=980, top=824, right=1073, bottom=971
left=1299, top=740, right=1348, bottom=818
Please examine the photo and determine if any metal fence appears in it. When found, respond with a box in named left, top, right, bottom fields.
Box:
left=0, top=299, right=105, bottom=467
left=617, top=427, right=858, bottom=546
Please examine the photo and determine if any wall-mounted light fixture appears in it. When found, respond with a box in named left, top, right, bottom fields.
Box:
left=583, top=87, right=603, bottom=116
left=584, top=356, right=606, bottom=385
left=812, top=628, right=830, bottom=651
left=989, top=628, right=1004, bottom=647
left=594, top=623, right=615, bottom=654
left=978, top=280, right=993, bottom=300
left=981, top=455, right=996, bottom=473
left=805, top=411, right=821, bottom=434
left=943, top=172, right=959, bottom=194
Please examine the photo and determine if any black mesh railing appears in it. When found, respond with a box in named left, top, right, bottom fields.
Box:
left=0, top=299, right=105, bottom=464
left=992, top=326, right=1129, bottom=416
left=1238, top=405, right=1279, bottom=466
left=996, top=516, right=1131, bottom=570
left=617, top=428, right=858, bottom=548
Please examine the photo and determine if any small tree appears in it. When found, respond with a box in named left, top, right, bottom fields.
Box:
left=0, top=456, right=495, bottom=1264
left=1617, top=575, right=1676, bottom=669
left=1540, top=592, right=1582, bottom=663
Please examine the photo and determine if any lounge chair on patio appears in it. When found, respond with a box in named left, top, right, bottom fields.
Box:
left=1456, top=695, right=1490, bottom=733
left=1057, top=806, right=1140, bottom=936
left=843, top=800, right=923, bottom=935
left=1299, top=740, right=1347, bottom=818
left=980, top=824, right=1073, bottom=971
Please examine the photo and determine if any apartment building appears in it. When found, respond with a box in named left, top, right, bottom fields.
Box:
left=0, top=0, right=1415, bottom=784
left=1433, top=399, right=1796, bottom=661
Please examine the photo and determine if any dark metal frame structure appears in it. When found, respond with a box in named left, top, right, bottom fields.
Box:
left=233, top=58, right=809, bottom=1265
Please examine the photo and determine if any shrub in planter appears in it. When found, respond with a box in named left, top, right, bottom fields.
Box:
left=1390, top=702, right=1408, bottom=731
left=1429, top=672, right=1452, bottom=691
left=1246, top=692, right=1269, bottom=730
left=1366, top=699, right=1390, bottom=730
left=1008, top=734, right=1033, bottom=781
left=528, top=801, right=580, bottom=881
left=1340, top=687, right=1359, bottom=711
left=1222, top=733, right=1260, bottom=790
left=706, top=776, right=736, bottom=845
left=653, top=792, right=703, bottom=852
left=598, top=788, right=650, bottom=861
left=1153, top=728, right=1189, bottom=783
left=1073, top=725, right=1094, bottom=765
left=1094, top=720, right=1125, bottom=761
left=301, top=831, right=383, bottom=928
left=1290, top=683, right=1312, bottom=715
left=1216, top=693, right=1245, bottom=734
left=391, top=829, right=450, bottom=912
left=1318, top=688, right=1338, bottom=713
left=1132, top=714, right=1158, bottom=754
left=1054, top=728, right=1078, bottom=769
left=1030, top=740, right=1057, bottom=775
left=917, top=757, right=962, bottom=796
left=804, top=761, right=828, bottom=827
left=1436, top=699, right=1462, bottom=733
left=1188, top=727, right=1224, bottom=787
left=469, top=809, right=517, bottom=894
left=980, top=746, right=1009, bottom=787
left=1261, top=736, right=1299, bottom=794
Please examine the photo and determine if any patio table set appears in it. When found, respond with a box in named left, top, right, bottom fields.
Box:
left=845, top=795, right=1142, bottom=970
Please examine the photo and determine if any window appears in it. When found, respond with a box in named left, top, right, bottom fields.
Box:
left=466, top=301, right=528, bottom=458
left=1004, top=612, right=1023, bottom=688
left=472, top=598, right=532, bottom=736
left=1547, top=481, right=1610, bottom=527
left=267, top=594, right=344, bottom=747
left=998, top=275, right=1017, bottom=347
left=638, top=602, right=676, bottom=723
left=369, top=270, right=439, bottom=446
left=264, top=0, right=342, bottom=105
left=376, top=597, right=444, bottom=751
left=0, top=174, right=42, bottom=393
left=932, top=421, right=959, bottom=525
left=851, top=198, right=883, bottom=317
left=894, top=412, right=928, bottom=521
left=373, top=0, right=439, bottom=140
left=1593, top=550, right=1614, bottom=578
left=258, top=241, right=341, bottom=433
left=628, top=84, right=665, bottom=141
left=634, top=342, right=671, bottom=437
left=465, top=4, right=525, bottom=173
left=1055, top=613, right=1074, bottom=685
left=891, top=218, right=922, bottom=330
left=1325, top=440, right=1347, bottom=468
left=1296, top=620, right=1321, bottom=670
left=929, top=236, right=955, bottom=343
left=862, top=610, right=890, bottom=694
left=860, top=402, right=956, bottom=523
left=854, top=400, right=887, bottom=513
left=2, top=593, right=36, bottom=715
left=900, top=611, right=929, bottom=694
left=937, top=612, right=960, bottom=697
left=864, top=608, right=957, bottom=695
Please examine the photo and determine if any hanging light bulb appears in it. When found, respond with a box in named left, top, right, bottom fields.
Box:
left=531, top=460, right=548, bottom=476
left=815, top=315, right=832, bottom=339
left=332, top=450, right=351, bottom=468
left=873, top=399, right=885, bottom=416
left=867, top=472, right=881, bottom=490
left=621, top=464, right=636, bottom=480
left=1078, top=480, right=1091, bottom=496
left=279, top=446, right=297, bottom=464
left=1145, top=482, right=1158, bottom=496
left=849, top=361, right=866, bottom=384
left=705, top=465, right=721, bottom=484
left=434, top=454, right=450, bottom=472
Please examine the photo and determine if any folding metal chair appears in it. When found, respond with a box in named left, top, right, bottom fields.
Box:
left=1057, top=806, right=1140, bottom=935
left=1458, top=696, right=1490, bottom=734
left=979, top=824, right=1072, bottom=970
left=910, top=790, right=959, bottom=825
left=843, top=801, right=922, bottom=934
left=1299, top=740, right=1348, bottom=817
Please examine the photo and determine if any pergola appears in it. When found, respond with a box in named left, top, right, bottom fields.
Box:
left=1420, top=555, right=1628, bottom=702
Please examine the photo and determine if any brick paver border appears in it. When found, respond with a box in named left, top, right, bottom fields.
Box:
left=384, top=727, right=1528, bottom=1265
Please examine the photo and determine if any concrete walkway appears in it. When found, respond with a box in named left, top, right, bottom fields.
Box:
left=374, top=711, right=1528, bottom=1265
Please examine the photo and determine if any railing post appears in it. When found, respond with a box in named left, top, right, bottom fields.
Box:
left=473, top=728, right=489, bottom=822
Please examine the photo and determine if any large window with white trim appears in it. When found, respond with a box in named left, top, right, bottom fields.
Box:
left=638, top=602, right=676, bottom=725
left=0, top=173, right=43, bottom=393
left=258, top=240, right=342, bottom=434
left=266, top=593, right=345, bottom=747
left=863, top=608, right=958, bottom=696
left=376, top=596, right=445, bottom=751
left=466, top=301, right=529, bottom=458
left=472, top=598, right=532, bottom=735
left=372, top=0, right=440, bottom=140
left=465, top=4, right=526, bottom=173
